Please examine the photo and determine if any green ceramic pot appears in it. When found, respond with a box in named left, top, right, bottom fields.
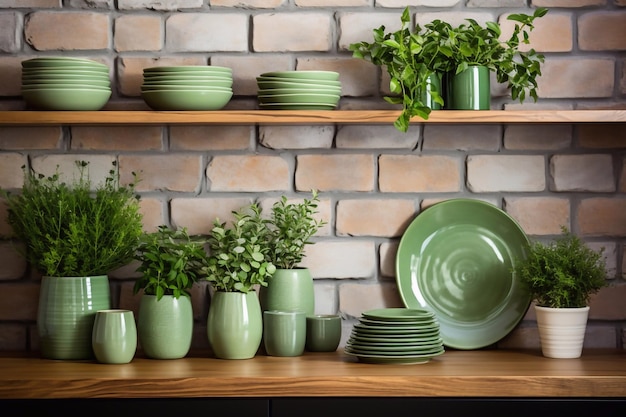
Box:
left=37, top=275, right=111, bottom=360
left=446, top=65, right=491, bottom=110
left=137, top=294, right=193, bottom=359
left=259, top=268, right=315, bottom=317
left=207, top=291, right=263, bottom=360
left=422, top=72, right=443, bottom=111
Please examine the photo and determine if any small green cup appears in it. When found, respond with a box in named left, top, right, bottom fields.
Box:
left=305, top=314, right=342, bottom=352
left=263, top=310, right=306, bottom=357
left=92, top=309, right=137, bottom=364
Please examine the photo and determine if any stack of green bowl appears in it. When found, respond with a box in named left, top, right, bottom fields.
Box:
left=21, top=57, right=112, bottom=111
left=256, top=71, right=341, bottom=110
left=141, top=66, right=233, bottom=111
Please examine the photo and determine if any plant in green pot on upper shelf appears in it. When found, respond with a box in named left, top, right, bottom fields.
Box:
left=0, top=160, right=143, bottom=360
left=349, top=6, right=547, bottom=132
left=133, top=225, right=209, bottom=359
left=204, top=203, right=276, bottom=359
left=259, top=190, right=326, bottom=319
left=513, top=227, right=607, bottom=359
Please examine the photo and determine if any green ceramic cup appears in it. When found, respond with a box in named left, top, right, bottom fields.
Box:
left=92, top=309, right=137, bottom=364
left=263, top=310, right=306, bottom=357
left=305, top=314, right=342, bottom=352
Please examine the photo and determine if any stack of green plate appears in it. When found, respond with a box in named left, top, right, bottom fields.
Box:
left=21, top=57, right=111, bottom=110
left=345, top=308, right=444, bottom=364
left=256, top=71, right=341, bottom=110
left=141, top=66, right=233, bottom=111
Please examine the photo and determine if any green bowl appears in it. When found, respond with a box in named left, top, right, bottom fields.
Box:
left=142, top=79, right=232, bottom=88
left=257, top=87, right=341, bottom=96
left=141, top=89, right=233, bottom=110
left=258, top=102, right=337, bottom=110
left=22, top=78, right=111, bottom=87
left=259, top=71, right=339, bottom=81
left=258, top=93, right=340, bottom=105
left=22, top=57, right=109, bottom=70
left=141, top=85, right=232, bottom=92
left=143, top=65, right=232, bottom=74
left=22, top=83, right=111, bottom=91
left=256, top=77, right=341, bottom=87
left=22, top=88, right=111, bottom=110
left=23, top=68, right=110, bottom=77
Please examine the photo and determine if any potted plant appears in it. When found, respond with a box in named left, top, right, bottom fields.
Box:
left=133, top=225, right=209, bottom=359
left=204, top=203, right=276, bottom=359
left=349, top=7, right=547, bottom=131
left=513, top=227, right=607, bottom=359
left=259, top=190, right=326, bottom=317
left=0, top=161, right=143, bottom=360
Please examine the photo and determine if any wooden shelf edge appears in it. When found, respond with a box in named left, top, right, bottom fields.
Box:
left=0, top=109, right=624, bottom=125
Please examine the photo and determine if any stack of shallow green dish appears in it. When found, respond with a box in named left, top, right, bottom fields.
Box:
left=141, top=66, right=233, bottom=111
left=256, top=71, right=341, bottom=110
left=345, top=308, right=444, bottom=364
left=21, top=57, right=111, bottom=110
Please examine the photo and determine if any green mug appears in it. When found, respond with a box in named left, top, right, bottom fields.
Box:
left=92, top=309, right=137, bottom=364
left=305, top=314, right=342, bottom=352
left=263, top=310, right=306, bottom=357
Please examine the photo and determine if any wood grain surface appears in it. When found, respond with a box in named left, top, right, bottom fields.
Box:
left=1, top=350, right=625, bottom=399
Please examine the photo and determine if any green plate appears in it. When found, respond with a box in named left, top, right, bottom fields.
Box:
left=353, top=323, right=439, bottom=335
left=348, top=336, right=443, bottom=347
left=396, top=199, right=531, bottom=350
left=358, top=318, right=435, bottom=327
left=362, top=308, right=435, bottom=321
left=258, top=103, right=337, bottom=110
left=259, top=70, right=339, bottom=81
left=344, top=347, right=444, bottom=364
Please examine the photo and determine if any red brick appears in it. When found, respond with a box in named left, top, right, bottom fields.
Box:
left=336, top=199, right=416, bottom=237
left=0, top=283, right=39, bottom=320
left=578, top=11, right=626, bottom=51
left=504, top=197, right=570, bottom=236
left=25, top=11, right=109, bottom=50
left=577, top=198, right=626, bottom=236
left=119, top=155, right=202, bottom=192
left=296, top=154, right=375, bottom=192
left=379, top=155, right=461, bottom=192
left=207, top=155, right=290, bottom=192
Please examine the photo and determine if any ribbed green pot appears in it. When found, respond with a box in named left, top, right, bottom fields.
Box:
left=37, top=275, right=111, bottom=360
left=422, top=72, right=443, bottom=111
left=137, top=294, right=193, bottom=359
left=207, top=291, right=263, bottom=360
left=259, top=268, right=315, bottom=317
left=446, top=65, right=491, bottom=110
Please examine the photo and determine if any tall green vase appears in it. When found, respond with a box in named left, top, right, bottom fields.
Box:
left=37, top=275, right=111, bottom=360
left=446, top=65, right=491, bottom=110
left=137, top=294, right=193, bottom=359
left=422, top=72, right=443, bottom=111
left=207, top=291, right=263, bottom=360
left=259, top=268, right=315, bottom=317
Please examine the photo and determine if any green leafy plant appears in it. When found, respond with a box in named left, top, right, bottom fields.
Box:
left=1, top=161, right=143, bottom=277
left=266, top=190, right=326, bottom=269
left=514, top=227, right=607, bottom=308
left=204, top=203, right=276, bottom=293
left=133, top=226, right=209, bottom=300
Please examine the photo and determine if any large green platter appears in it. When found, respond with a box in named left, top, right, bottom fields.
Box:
left=395, top=199, right=531, bottom=350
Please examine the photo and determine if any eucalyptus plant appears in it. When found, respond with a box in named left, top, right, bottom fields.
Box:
left=266, top=190, right=326, bottom=269
left=133, top=225, right=209, bottom=300
left=513, top=227, right=607, bottom=309
left=1, top=161, right=143, bottom=277
left=204, top=203, right=276, bottom=293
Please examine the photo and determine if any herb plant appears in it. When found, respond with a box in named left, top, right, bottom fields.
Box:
left=204, top=203, right=276, bottom=293
left=134, top=226, right=209, bottom=300
left=266, top=190, right=326, bottom=269
left=1, top=161, right=143, bottom=277
left=514, top=227, right=607, bottom=309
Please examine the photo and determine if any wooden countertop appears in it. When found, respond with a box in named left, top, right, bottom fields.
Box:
left=1, top=349, right=625, bottom=399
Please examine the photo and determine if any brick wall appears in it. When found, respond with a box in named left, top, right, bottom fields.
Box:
left=0, top=0, right=625, bottom=353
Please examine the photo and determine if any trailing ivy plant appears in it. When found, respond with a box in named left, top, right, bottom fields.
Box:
left=1, top=161, right=143, bottom=277
left=513, top=227, right=607, bottom=309
left=265, top=190, right=326, bottom=269
left=133, top=226, right=209, bottom=300
left=204, top=203, right=276, bottom=293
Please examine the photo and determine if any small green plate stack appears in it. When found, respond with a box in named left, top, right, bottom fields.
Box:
left=21, top=57, right=112, bottom=110
left=256, top=71, right=341, bottom=110
left=345, top=308, right=445, bottom=364
left=141, top=65, right=233, bottom=111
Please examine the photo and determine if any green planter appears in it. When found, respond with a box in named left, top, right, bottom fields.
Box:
left=207, top=291, right=263, bottom=359
left=259, top=268, right=315, bottom=317
left=446, top=65, right=491, bottom=110
left=37, top=275, right=111, bottom=360
left=137, top=294, right=193, bottom=359
left=423, top=73, right=443, bottom=111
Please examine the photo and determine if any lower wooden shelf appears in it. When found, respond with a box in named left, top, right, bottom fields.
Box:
left=1, top=349, right=625, bottom=399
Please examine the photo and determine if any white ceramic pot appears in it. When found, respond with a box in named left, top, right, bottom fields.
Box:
left=535, top=305, right=590, bottom=359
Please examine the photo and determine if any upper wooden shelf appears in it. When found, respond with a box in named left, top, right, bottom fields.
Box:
left=1, top=349, right=625, bottom=399
left=0, top=109, right=624, bottom=126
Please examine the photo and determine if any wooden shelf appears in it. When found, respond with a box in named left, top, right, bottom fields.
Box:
left=0, top=110, right=624, bottom=126
left=1, top=349, right=625, bottom=399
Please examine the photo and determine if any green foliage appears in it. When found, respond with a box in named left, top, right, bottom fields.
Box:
left=1, top=161, right=143, bottom=277
left=266, top=190, right=326, bottom=269
left=514, top=227, right=607, bottom=308
left=349, top=7, right=547, bottom=132
left=204, top=203, right=276, bottom=293
left=133, top=226, right=209, bottom=300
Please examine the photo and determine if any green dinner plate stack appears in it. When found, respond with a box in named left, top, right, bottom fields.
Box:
left=21, top=57, right=112, bottom=110
left=256, top=71, right=341, bottom=110
left=345, top=308, right=445, bottom=365
left=140, top=65, right=233, bottom=111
